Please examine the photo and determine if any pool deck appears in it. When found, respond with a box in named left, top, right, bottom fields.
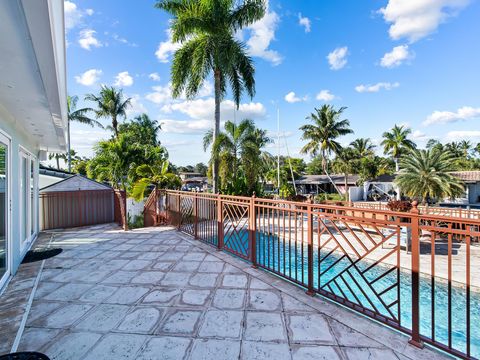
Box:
left=0, top=224, right=451, bottom=359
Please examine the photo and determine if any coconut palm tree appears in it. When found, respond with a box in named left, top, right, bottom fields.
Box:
left=381, top=125, right=416, bottom=172
left=350, top=138, right=375, bottom=158
left=66, top=95, right=104, bottom=172
left=459, top=140, right=472, bottom=158
left=395, top=148, right=464, bottom=203
left=332, top=147, right=357, bottom=201
left=131, top=160, right=181, bottom=201
left=299, top=105, right=353, bottom=173
left=155, top=0, right=266, bottom=193
left=85, top=86, right=131, bottom=138
left=203, top=119, right=270, bottom=194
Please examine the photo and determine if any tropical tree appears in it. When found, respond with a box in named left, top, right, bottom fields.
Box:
left=203, top=119, right=271, bottom=195
left=118, top=113, right=162, bottom=146
left=459, top=140, right=472, bottom=158
left=85, top=86, right=131, bottom=138
left=67, top=95, right=103, bottom=172
left=131, top=160, right=181, bottom=201
left=395, top=148, right=464, bottom=203
left=381, top=125, right=416, bottom=171
left=48, top=152, right=64, bottom=170
left=475, top=143, right=480, bottom=156
left=426, top=139, right=443, bottom=151
left=331, top=147, right=357, bottom=200
left=155, top=0, right=266, bottom=193
left=299, top=105, right=353, bottom=173
left=350, top=138, right=375, bottom=158
left=87, top=135, right=139, bottom=190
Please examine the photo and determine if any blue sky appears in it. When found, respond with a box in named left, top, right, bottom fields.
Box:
left=65, top=0, right=480, bottom=166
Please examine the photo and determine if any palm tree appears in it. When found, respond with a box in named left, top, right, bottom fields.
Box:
left=67, top=95, right=103, bottom=172
left=48, top=152, right=64, bottom=170
left=332, top=147, right=357, bottom=201
left=119, top=113, right=162, bottom=146
left=299, top=105, right=353, bottom=173
left=475, top=143, right=480, bottom=157
left=131, top=160, right=181, bottom=200
left=155, top=0, right=266, bottom=193
left=395, top=148, right=464, bottom=203
left=203, top=119, right=270, bottom=194
left=85, top=86, right=131, bottom=138
left=459, top=140, right=472, bottom=158
left=350, top=138, right=375, bottom=158
left=381, top=125, right=416, bottom=172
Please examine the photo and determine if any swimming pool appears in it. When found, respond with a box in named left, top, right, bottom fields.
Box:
left=218, top=229, right=480, bottom=358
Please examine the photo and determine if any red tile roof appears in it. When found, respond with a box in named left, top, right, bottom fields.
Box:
left=449, top=171, right=480, bottom=183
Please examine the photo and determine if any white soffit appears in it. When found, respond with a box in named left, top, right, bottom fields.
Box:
left=0, top=0, right=68, bottom=152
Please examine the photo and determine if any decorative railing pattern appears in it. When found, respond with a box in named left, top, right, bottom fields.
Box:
left=158, top=190, right=480, bottom=359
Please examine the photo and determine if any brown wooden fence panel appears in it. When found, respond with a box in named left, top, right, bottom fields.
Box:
left=39, top=189, right=115, bottom=230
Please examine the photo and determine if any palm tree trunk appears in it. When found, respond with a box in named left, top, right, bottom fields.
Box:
left=113, top=115, right=118, bottom=138
left=344, top=173, right=348, bottom=202
left=212, top=70, right=221, bottom=193
left=56, top=156, right=60, bottom=170
left=394, top=157, right=399, bottom=172
left=67, top=120, right=71, bottom=172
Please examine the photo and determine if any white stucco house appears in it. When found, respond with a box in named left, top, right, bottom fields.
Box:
left=0, top=0, right=67, bottom=290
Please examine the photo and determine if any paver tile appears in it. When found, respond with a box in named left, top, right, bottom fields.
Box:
left=212, top=289, right=245, bottom=309
left=117, top=307, right=163, bottom=333
left=241, top=341, right=291, bottom=360
left=83, top=333, right=147, bottom=360
left=190, top=339, right=241, bottom=360
left=137, top=336, right=191, bottom=360
left=198, top=310, right=243, bottom=339
left=158, top=310, right=202, bottom=335
left=244, top=312, right=287, bottom=342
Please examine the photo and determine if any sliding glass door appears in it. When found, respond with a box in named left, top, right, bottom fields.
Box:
left=19, top=150, right=36, bottom=251
left=0, top=133, right=9, bottom=288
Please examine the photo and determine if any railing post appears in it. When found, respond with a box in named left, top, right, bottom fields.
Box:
left=409, top=201, right=423, bottom=348
left=250, top=193, right=257, bottom=268
left=194, top=192, right=198, bottom=239
left=217, top=194, right=224, bottom=250
left=306, top=197, right=315, bottom=296
left=177, top=193, right=181, bottom=230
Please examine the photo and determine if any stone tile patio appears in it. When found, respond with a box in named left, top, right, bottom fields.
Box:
left=0, top=224, right=451, bottom=359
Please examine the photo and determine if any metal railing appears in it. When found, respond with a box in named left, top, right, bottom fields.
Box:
left=159, top=189, right=480, bottom=359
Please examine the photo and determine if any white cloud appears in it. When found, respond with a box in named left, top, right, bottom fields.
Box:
left=149, top=73, right=161, bottom=81
left=145, top=81, right=212, bottom=105
left=161, top=98, right=266, bottom=120
left=78, top=29, right=102, bottom=50
left=246, top=10, right=282, bottom=65
left=423, top=106, right=480, bottom=126
left=146, top=84, right=173, bottom=105
left=125, top=95, right=147, bottom=116
left=379, top=0, right=470, bottom=43
left=160, top=119, right=213, bottom=134
left=355, top=82, right=400, bottom=93
left=316, top=90, right=335, bottom=102
left=114, top=71, right=134, bottom=87
left=327, top=47, right=348, bottom=70
left=412, top=130, right=427, bottom=140
left=284, top=92, right=305, bottom=103
left=75, top=69, right=102, bottom=86
left=298, top=13, right=311, bottom=33
left=112, top=34, right=137, bottom=47
left=446, top=130, right=480, bottom=139
left=155, top=29, right=181, bottom=63
left=380, top=45, right=413, bottom=68
left=64, top=1, right=93, bottom=31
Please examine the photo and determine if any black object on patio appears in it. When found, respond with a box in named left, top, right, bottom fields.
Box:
left=21, top=248, right=63, bottom=264
left=0, top=353, right=50, bottom=360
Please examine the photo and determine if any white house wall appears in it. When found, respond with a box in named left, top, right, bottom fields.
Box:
left=0, top=104, right=39, bottom=275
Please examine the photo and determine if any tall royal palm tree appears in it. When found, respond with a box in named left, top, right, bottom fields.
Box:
left=155, top=0, right=266, bottom=193
left=299, top=105, right=353, bottom=173
left=381, top=125, right=416, bottom=172
left=395, top=148, right=464, bottom=203
left=85, top=86, right=131, bottom=138
left=350, top=138, right=375, bottom=158
left=459, top=140, right=472, bottom=158
left=67, top=95, right=103, bottom=172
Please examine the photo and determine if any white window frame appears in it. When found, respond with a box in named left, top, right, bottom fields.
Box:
left=0, top=130, right=12, bottom=292
left=19, top=147, right=37, bottom=254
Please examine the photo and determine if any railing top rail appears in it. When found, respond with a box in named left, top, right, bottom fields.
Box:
left=161, top=189, right=480, bottom=225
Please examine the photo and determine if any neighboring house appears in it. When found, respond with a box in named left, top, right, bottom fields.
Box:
left=362, top=174, right=398, bottom=202
left=443, top=171, right=480, bottom=206
left=179, top=172, right=209, bottom=192
left=294, top=174, right=359, bottom=195
left=0, top=0, right=67, bottom=289
left=39, top=165, right=73, bottom=189
left=40, top=175, right=112, bottom=193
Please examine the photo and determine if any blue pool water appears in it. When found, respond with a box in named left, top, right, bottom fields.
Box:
left=216, top=229, right=480, bottom=358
